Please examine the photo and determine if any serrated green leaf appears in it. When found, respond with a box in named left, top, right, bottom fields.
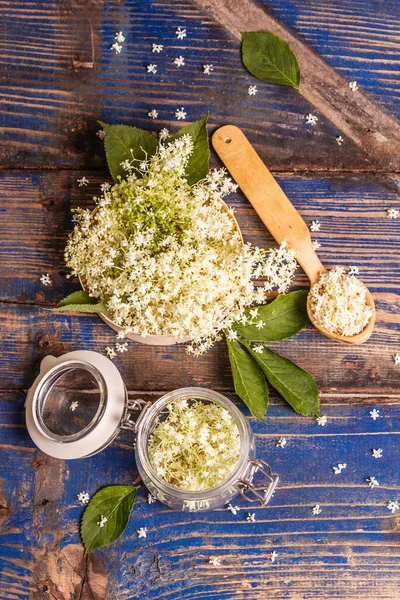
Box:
left=57, top=290, right=98, bottom=307
left=54, top=302, right=107, bottom=314
left=242, top=32, right=300, bottom=89
left=99, top=122, right=158, bottom=181
left=170, top=114, right=210, bottom=185
left=81, top=485, right=139, bottom=555
left=233, top=291, right=309, bottom=341
left=243, top=341, right=319, bottom=416
left=226, top=337, right=269, bottom=421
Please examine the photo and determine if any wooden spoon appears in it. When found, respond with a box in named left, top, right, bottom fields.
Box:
left=212, top=125, right=375, bottom=344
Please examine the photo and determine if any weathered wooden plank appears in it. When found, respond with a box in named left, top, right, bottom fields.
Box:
left=0, top=0, right=399, bottom=170
left=1, top=392, right=399, bottom=598
left=0, top=170, right=399, bottom=395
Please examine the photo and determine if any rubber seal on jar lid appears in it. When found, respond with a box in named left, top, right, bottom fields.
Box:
left=25, top=350, right=127, bottom=460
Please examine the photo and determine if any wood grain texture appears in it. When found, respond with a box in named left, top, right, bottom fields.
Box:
left=0, top=0, right=399, bottom=171
left=193, top=0, right=400, bottom=170
left=1, top=392, right=399, bottom=599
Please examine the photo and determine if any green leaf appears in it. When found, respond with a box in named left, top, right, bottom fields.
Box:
left=170, top=114, right=210, bottom=185
left=241, top=32, right=300, bottom=89
left=233, top=291, right=309, bottom=341
left=57, top=290, right=98, bottom=307
left=54, top=302, right=107, bottom=314
left=243, top=342, right=320, bottom=416
left=99, top=122, right=158, bottom=181
left=81, top=486, right=139, bottom=555
left=226, top=337, right=269, bottom=420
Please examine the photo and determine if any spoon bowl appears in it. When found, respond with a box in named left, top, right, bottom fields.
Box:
left=212, top=125, right=376, bottom=345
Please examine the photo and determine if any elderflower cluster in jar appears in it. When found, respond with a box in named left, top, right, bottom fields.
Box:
left=148, top=399, right=241, bottom=491
left=309, top=266, right=373, bottom=336
left=65, top=132, right=297, bottom=353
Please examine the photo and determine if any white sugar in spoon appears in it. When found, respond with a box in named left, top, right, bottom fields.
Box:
left=212, top=125, right=375, bottom=344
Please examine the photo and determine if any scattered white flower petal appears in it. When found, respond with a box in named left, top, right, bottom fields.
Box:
left=349, top=81, right=358, bottom=92
left=208, top=556, right=220, bottom=566
left=77, top=491, right=90, bottom=505
left=115, top=31, right=125, bottom=43
left=97, top=515, right=108, bottom=528
left=226, top=503, right=240, bottom=515
left=332, top=463, right=347, bottom=475
left=70, top=401, right=79, bottom=412
left=387, top=208, right=399, bottom=219
left=246, top=512, right=256, bottom=523
left=147, top=64, right=157, bottom=74
left=336, top=135, right=344, bottom=145
left=152, top=43, right=163, bottom=53
left=312, top=240, right=321, bottom=250
left=393, top=353, right=400, bottom=366
left=40, top=273, right=52, bottom=286
left=252, top=344, right=264, bottom=354
left=148, top=493, right=156, bottom=504
left=310, top=220, right=321, bottom=232
left=276, top=437, right=287, bottom=448
left=77, top=177, right=89, bottom=187
left=116, top=342, right=128, bottom=353
left=159, top=128, right=169, bottom=140
left=111, top=42, right=122, bottom=54
left=367, top=476, right=379, bottom=488
left=370, top=409, right=380, bottom=420
left=175, top=107, right=187, bottom=120
left=305, top=113, right=318, bottom=125
left=173, top=55, right=185, bottom=67
left=203, top=64, right=213, bottom=74
left=348, top=265, right=359, bottom=276
left=96, top=129, right=105, bottom=140
left=248, top=85, right=258, bottom=96
left=105, top=346, right=117, bottom=359
left=372, top=448, right=383, bottom=459
left=387, top=500, right=399, bottom=513
left=312, top=504, right=322, bottom=515
left=137, top=527, right=148, bottom=538
left=148, top=109, right=159, bottom=119
left=176, top=27, right=187, bottom=40
left=255, top=320, right=265, bottom=329
left=268, top=551, right=278, bottom=562
left=316, top=415, right=327, bottom=426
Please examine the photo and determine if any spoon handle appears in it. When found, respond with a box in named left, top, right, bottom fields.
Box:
left=212, top=125, right=325, bottom=285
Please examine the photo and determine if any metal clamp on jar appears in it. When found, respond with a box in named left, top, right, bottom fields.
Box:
left=25, top=351, right=279, bottom=512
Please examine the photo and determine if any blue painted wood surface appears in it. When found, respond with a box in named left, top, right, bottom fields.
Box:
left=0, top=0, right=399, bottom=598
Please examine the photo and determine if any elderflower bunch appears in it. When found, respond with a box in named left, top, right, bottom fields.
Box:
left=65, top=133, right=297, bottom=353
left=148, top=399, right=241, bottom=490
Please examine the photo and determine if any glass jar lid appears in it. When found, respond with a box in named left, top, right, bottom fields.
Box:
left=25, top=351, right=127, bottom=459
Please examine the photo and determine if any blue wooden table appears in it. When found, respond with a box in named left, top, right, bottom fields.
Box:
left=0, top=1, right=399, bottom=598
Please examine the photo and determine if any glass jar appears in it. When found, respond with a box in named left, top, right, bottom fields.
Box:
left=25, top=351, right=278, bottom=511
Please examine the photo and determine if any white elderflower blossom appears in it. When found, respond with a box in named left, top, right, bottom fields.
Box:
left=252, top=345, right=264, bottom=354
left=316, top=415, right=327, bottom=426
left=268, top=551, right=278, bottom=562
left=310, top=220, right=321, bottom=232
left=175, top=107, right=187, bottom=120
left=247, top=512, right=256, bottom=523
left=208, top=556, right=220, bottom=566
left=371, top=448, right=383, bottom=459
left=349, top=81, right=358, bottom=91
left=305, top=113, right=318, bottom=125
left=276, top=437, right=287, bottom=448
left=148, top=109, right=158, bottom=119
left=116, top=342, right=128, bottom=353
left=248, top=85, right=257, bottom=96
left=148, top=493, right=156, bottom=504
left=148, top=399, right=240, bottom=491
left=105, top=346, right=117, bottom=359
left=152, top=43, right=163, bottom=53
left=96, top=129, right=105, bottom=140
left=40, top=273, right=52, bottom=286
left=332, top=463, right=346, bottom=475
left=65, top=135, right=298, bottom=354
left=203, top=64, right=213, bottom=74
left=77, top=491, right=90, bottom=504
left=348, top=265, right=359, bottom=276
left=111, top=42, right=122, bottom=54
left=393, top=353, right=400, bottom=365
left=312, top=240, right=321, bottom=250
left=69, top=401, right=79, bottom=412
left=115, top=31, right=125, bottom=43
left=137, top=527, right=148, bottom=538
left=159, top=128, right=169, bottom=140
left=309, top=267, right=373, bottom=337
left=176, top=27, right=187, bottom=39
left=336, top=135, right=344, bottom=145
left=387, top=208, right=399, bottom=219
left=173, top=56, right=185, bottom=67
left=387, top=501, right=399, bottom=513
left=226, top=503, right=239, bottom=515
left=77, top=177, right=89, bottom=187
left=147, top=64, right=157, bottom=74
left=312, top=504, right=322, bottom=515
left=366, top=476, right=379, bottom=489
left=370, top=409, right=380, bottom=420
left=97, top=515, right=107, bottom=528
